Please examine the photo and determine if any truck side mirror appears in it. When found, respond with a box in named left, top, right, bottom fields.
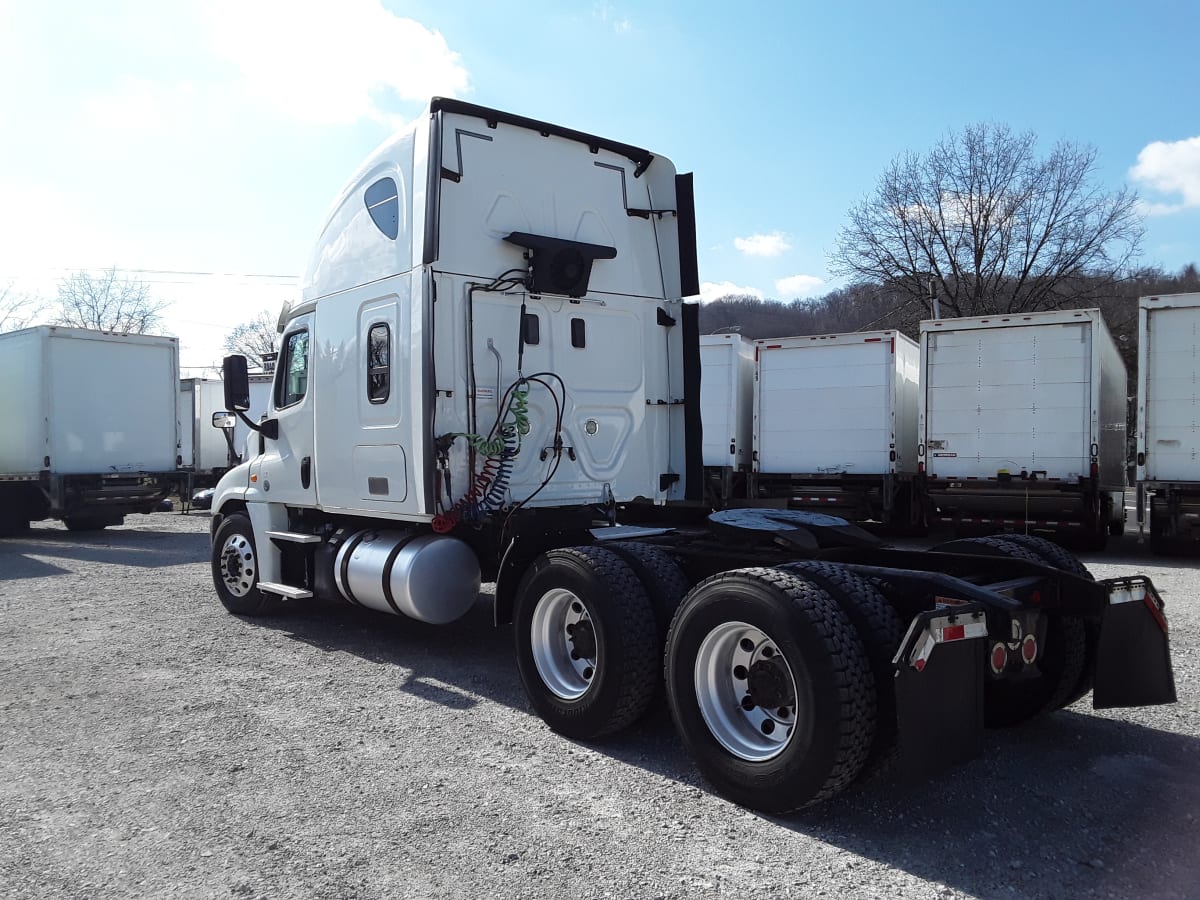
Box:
left=211, top=411, right=236, bottom=430
left=222, top=355, right=251, bottom=411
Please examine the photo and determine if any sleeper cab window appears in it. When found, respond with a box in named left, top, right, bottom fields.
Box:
left=368, top=323, right=390, bottom=403
left=277, top=330, right=309, bottom=408
left=365, top=177, right=399, bottom=240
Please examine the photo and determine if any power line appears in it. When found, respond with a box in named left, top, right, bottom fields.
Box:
left=2, top=265, right=299, bottom=280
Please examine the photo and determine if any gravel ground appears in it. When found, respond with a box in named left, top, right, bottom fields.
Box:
left=1, top=512, right=1198, bottom=900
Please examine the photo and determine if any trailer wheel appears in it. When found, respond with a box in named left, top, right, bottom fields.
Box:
left=211, top=513, right=281, bottom=616
left=604, top=542, right=691, bottom=634
left=664, top=568, right=874, bottom=813
left=514, top=547, right=658, bottom=740
left=777, top=561, right=902, bottom=777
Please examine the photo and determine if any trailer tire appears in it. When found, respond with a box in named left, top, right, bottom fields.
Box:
left=777, top=561, right=903, bottom=777
left=934, top=536, right=1088, bottom=725
left=664, top=568, right=874, bottom=813
left=211, top=513, right=281, bottom=616
left=604, top=542, right=690, bottom=635
left=514, top=547, right=658, bottom=741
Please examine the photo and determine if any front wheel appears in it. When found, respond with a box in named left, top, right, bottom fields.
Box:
left=664, top=568, right=875, bottom=813
left=514, top=547, right=658, bottom=740
left=211, top=513, right=280, bottom=616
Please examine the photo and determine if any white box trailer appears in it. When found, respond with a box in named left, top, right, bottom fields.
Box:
left=741, top=330, right=923, bottom=529
left=699, top=333, right=754, bottom=470
left=180, top=375, right=275, bottom=486
left=1136, top=292, right=1200, bottom=552
left=0, top=326, right=180, bottom=533
left=919, top=308, right=1127, bottom=547
left=180, top=378, right=235, bottom=483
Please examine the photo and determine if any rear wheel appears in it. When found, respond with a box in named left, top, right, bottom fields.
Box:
left=935, top=536, right=1087, bottom=726
left=604, top=542, right=690, bottom=634
left=211, top=513, right=281, bottom=616
left=514, top=547, right=658, bottom=740
left=777, top=561, right=902, bottom=777
left=664, top=567, right=874, bottom=813
left=998, top=534, right=1097, bottom=709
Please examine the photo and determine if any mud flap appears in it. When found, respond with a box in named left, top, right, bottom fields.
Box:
left=895, top=609, right=986, bottom=779
left=1093, top=577, right=1177, bottom=709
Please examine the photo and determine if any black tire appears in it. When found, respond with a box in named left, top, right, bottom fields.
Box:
left=936, top=536, right=1088, bottom=726
left=777, top=561, right=903, bottom=777
left=998, top=534, right=1098, bottom=709
left=664, top=567, right=875, bottom=813
left=514, top=546, right=659, bottom=740
left=211, top=513, right=281, bottom=616
left=604, top=542, right=691, bottom=635
left=999, top=534, right=1093, bottom=580
left=1108, top=514, right=1125, bottom=538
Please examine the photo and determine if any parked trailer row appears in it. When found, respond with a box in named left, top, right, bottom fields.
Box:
left=702, top=308, right=1129, bottom=550
left=206, top=99, right=1176, bottom=814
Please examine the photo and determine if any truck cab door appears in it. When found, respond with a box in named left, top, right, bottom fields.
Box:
left=255, top=314, right=317, bottom=507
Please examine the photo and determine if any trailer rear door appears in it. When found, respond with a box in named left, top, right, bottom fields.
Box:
left=1143, top=305, right=1200, bottom=481
left=924, top=323, right=1091, bottom=480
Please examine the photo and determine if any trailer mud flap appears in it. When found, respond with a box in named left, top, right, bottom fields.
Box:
left=1093, top=577, right=1176, bottom=709
left=895, top=609, right=986, bottom=779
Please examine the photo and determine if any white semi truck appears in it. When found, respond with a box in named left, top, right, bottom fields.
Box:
left=207, top=99, right=1175, bottom=813
left=919, top=309, right=1128, bottom=549
left=0, top=325, right=180, bottom=533
left=1136, top=292, right=1200, bottom=553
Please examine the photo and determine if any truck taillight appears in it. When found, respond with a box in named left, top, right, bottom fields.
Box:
left=918, top=461, right=925, bottom=474
left=1090, top=461, right=1099, bottom=478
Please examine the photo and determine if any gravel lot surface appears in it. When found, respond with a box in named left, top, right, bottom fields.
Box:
left=2, top=512, right=1198, bottom=900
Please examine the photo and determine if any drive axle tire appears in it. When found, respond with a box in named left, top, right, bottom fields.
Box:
left=998, top=534, right=1098, bottom=709
left=605, top=542, right=691, bottom=635
left=514, top=546, right=658, bottom=741
left=936, top=536, right=1087, bottom=726
left=211, top=513, right=281, bottom=616
left=664, top=567, right=875, bottom=814
left=778, top=561, right=903, bottom=778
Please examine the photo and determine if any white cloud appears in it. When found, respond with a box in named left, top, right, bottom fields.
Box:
left=698, top=281, right=764, bottom=303
left=775, top=274, right=826, bottom=298
left=734, top=231, right=791, bottom=257
left=205, top=0, right=469, bottom=126
left=1130, top=136, right=1200, bottom=215
left=595, top=3, right=632, bottom=33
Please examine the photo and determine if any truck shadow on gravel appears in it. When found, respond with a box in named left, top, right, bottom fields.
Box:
left=0, top=526, right=209, bottom=579
left=775, top=711, right=1200, bottom=898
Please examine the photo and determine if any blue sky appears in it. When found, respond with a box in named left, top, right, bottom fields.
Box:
left=2, top=0, right=1197, bottom=371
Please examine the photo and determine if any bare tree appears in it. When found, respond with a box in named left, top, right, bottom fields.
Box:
left=54, top=268, right=169, bottom=333
left=224, top=310, right=279, bottom=371
left=830, top=123, right=1144, bottom=318
left=0, top=282, right=46, bottom=332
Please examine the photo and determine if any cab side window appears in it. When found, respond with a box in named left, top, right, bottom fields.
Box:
left=277, top=330, right=309, bottom=408
left=367, top=322, right=390, bottom=403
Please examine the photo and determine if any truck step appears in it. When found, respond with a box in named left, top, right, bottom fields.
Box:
left=265, top=530, right=322, bottom=544
left=256, top=582, right=313, bottom=600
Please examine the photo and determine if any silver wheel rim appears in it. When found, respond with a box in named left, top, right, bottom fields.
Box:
left=219, top=533, right=257, bottom=598
left=530, top=588, right=596, bottom=701
left=695, top=621, right=798, bottom=762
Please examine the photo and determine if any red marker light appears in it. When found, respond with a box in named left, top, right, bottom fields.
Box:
left=942, top=624, right=966, bottom=642
left=990, top=643, right=1008, bottom=674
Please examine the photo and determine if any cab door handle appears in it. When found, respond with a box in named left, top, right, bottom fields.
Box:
left=301, top=456, right=312, bottom=489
